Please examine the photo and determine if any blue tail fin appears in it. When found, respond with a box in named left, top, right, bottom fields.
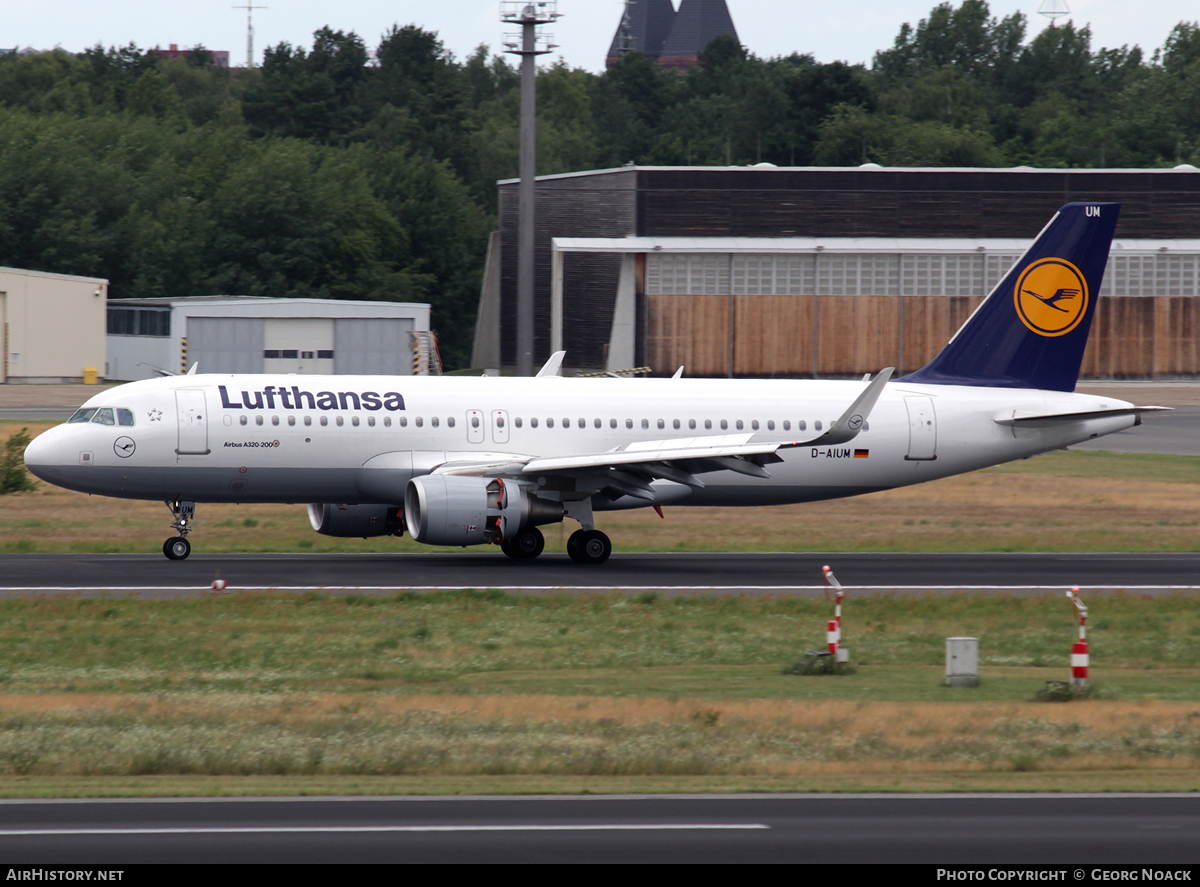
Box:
left=898, top=202, right=1119, bottom=392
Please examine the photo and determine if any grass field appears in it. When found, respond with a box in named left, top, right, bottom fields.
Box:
left=2, top=421, right=1199, bottom=554
left=0, top=591, right=1194, bottom=794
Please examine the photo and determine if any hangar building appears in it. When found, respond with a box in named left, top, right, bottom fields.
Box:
left=1, top=266, right=107, bottom=384
left=107, top=297, right=433, bottom=381
left=476, top=165, right=1200, bottom=379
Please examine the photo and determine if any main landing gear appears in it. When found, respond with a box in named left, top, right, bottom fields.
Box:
left=500, top=526, right=545, bottom=559
left=567, top=529, right=612, bottom=565
left=163, top=498, right=195, bottom=560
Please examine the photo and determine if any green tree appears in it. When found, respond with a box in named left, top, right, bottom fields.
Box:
left=1, top=429, right=36, bottom=494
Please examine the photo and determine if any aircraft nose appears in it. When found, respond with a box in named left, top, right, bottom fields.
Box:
left=21, top=428, right=64, bottom=481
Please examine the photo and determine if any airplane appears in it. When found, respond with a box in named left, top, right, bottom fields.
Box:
left=23, top=202, right=1168, bottom=564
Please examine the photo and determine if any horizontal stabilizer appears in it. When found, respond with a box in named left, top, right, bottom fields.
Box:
left=994, top=406, right=1172, bottom=428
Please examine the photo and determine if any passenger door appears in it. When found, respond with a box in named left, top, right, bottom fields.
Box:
left=175, top=389, right=210, bottom=455
left=904, top=396, right=937, bottom=461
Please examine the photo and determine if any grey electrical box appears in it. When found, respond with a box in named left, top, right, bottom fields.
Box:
left=946, top=637, right=979, bottom=687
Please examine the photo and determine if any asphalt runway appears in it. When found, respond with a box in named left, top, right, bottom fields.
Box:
left=1, top=552, right=1198, bottom=596
left=0, top=794, right=1195, bottom=863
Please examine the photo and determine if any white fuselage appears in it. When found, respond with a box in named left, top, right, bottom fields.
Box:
left=24, top=373, right=1138, bottom=508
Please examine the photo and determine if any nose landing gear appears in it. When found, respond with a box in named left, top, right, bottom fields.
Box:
left=163, top=498, right=196, bottom=560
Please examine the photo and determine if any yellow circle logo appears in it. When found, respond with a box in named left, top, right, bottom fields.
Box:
left=1013, top=258, right=1089, bottom=337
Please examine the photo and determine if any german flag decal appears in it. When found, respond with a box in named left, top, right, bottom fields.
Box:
left=854, top=449, right=869, bottom=459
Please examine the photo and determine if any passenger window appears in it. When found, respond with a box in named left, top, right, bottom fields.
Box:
left=337, top=416, right=344, bottom=427
left=494, top=417, right=502, bottom=428
left=272, top=415, right=280, bottom=426
left=256, top=415, right=264, bottom=426
left=352, top=416, right=360, bottom=427
left=399, top=417, right=407, bottom=427
left=431, top=417, right=439, bottom=428
left=384, top=417, right=391, bottom=427
left=117, top=409, right=135, bottom=427
left=609, top=419, right=616, bottom=429
left=594, top=418, right=601, bottom=429
left=69, top=409, right=97, bottom=423
left=289, top=416, right=296, bottom=426
left=514, top=418, right=522, bottom=428
left=366, top=416, right=374, bottom=427
left=304, top=416, right=312, bottom=426
left=240, top=415, right=248, bottom=426
left=448, top=416, right=456, bottom=428
left=657, top=419, right=665, bottom=429
left=673, top=419, right=680, bottom=430
left=562, top=418, right=570, bottom=428
left=736, top=420, right=744, bottom=431
left=797, top=420, right=806, bottom=431
left=720, top=420, right=728, bottom=430
left=531, top=418, right=538, bottom=428
left=704, top=420, right=712, bottom=430
left=625, top=419, right=632, bottom=429
left=783, top=420, right=791, bottom=431
left=471, top=416, right=480, bottom=428
left=415, top=417, right=423, bottom=427
left=547, top=418, right=554, bottom=428
left=92, top=408, right=115, bottom=426
left=688, top=419, right=696, bottom=430
left=815, top=420, right=823, bottom=431
left=641, top=419, right=649, bottom=429
left=767, top=420, right=775, bottom=431
left=320, top=416, right=328, bottom=427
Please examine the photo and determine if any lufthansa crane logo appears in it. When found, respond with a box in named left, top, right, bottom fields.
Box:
left=1013, top=257, right=1089, bottom=337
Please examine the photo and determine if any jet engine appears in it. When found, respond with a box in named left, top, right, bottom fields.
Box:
left=307, top=503, right=402, bottom=538
left=404, top=475, right=563, bottom=546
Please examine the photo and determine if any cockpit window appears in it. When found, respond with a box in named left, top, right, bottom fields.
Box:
left=92, top=408, right=116, bottom=426
left=68, top=408, right=97, bottom=423
left=117, top=409, right=135, bottom=427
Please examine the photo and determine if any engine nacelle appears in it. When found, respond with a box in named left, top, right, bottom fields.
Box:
left=404, top=475, right=564, bottom=547
left=307, top=503, right=402, bottom=538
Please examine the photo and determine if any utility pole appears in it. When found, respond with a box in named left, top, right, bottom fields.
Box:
left=232, top=3, right=268, bottom=68
left=501, top=2, right=560, bottom=376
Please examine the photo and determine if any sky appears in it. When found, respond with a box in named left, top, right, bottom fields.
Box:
left=6, top=2, right=1198, bottom=71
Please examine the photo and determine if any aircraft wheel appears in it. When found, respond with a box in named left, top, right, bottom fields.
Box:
left=163, top=537, right=191, bottom=561
left=502, top=527, right=545, bottom=559
left=513, top=526, right=545, bottom=559
left=567, top=529, right=611, bottom=564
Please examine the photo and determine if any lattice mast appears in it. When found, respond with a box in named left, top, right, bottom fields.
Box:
left=501, top=3, right=560, bottom=375
left=233, top=3, right=268, bottom=68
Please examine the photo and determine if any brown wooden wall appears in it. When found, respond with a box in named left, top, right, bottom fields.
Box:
left=646, top=294, right=1200, bottom=378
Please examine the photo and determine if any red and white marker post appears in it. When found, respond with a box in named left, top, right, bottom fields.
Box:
left=1066, top=587, right=1089, bottom=687
left=823, top=565, right=848, bottom=663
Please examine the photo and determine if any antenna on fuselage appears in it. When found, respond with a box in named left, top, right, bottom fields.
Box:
left=186, top=362, right=199, bottom=375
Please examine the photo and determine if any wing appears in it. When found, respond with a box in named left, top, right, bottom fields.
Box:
left=431, top=369, right=894, bottom=500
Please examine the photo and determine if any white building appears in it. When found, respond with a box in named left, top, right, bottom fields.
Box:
left=107, top=297, right=433, bottom=382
